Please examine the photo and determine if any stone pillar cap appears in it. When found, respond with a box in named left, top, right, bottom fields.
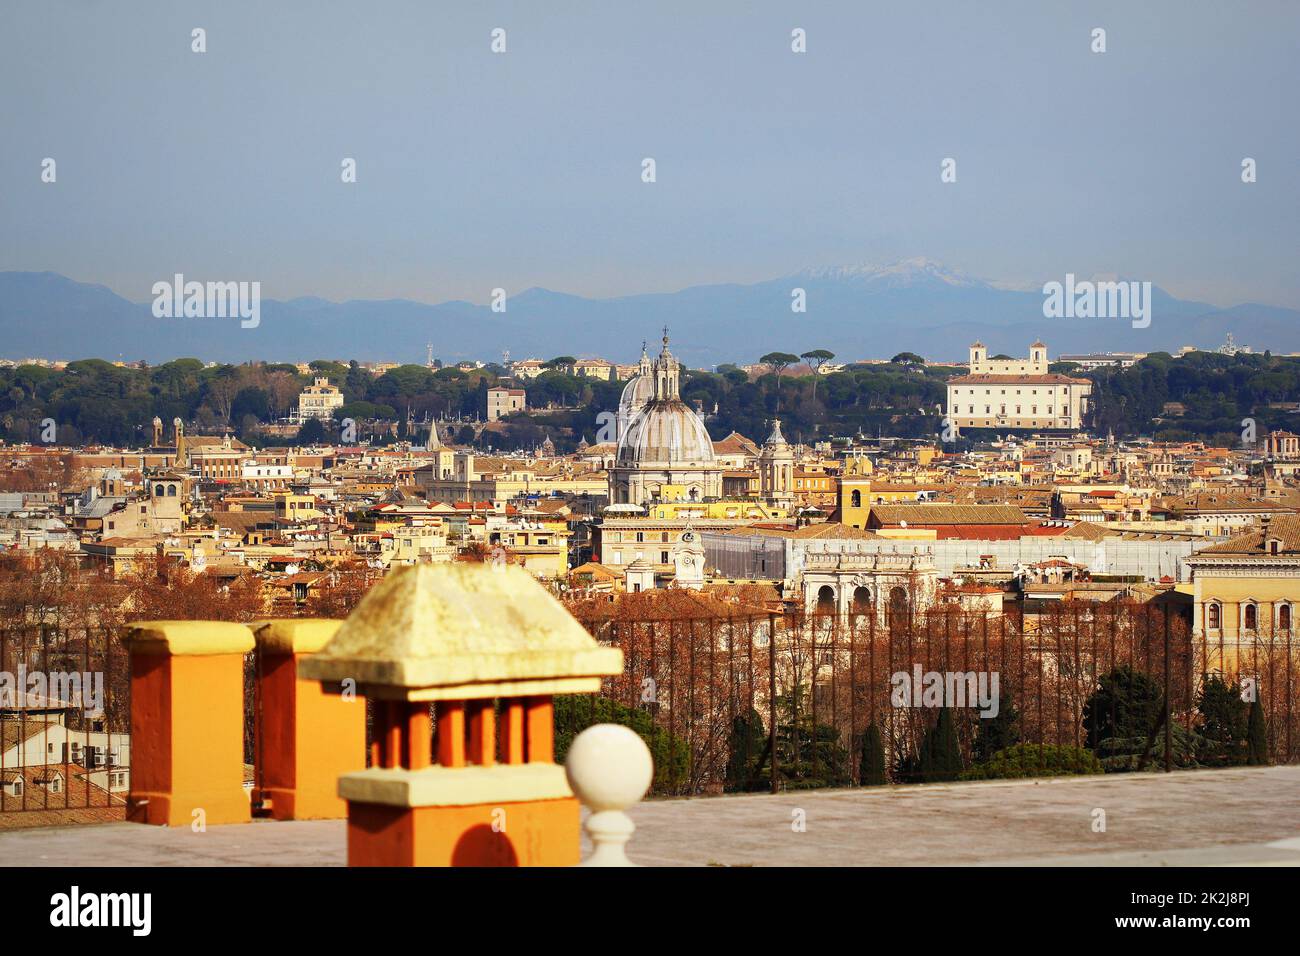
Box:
left=253, top=619, right=343, bottom=655
left=126, top=621, right=255, bottom=656
left=298, top=563, right=622, bottom=695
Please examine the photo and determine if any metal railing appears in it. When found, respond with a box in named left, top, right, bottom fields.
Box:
left=0, top=626, right=130, bottom=818
left=561, top=603, right=1298, bottom=796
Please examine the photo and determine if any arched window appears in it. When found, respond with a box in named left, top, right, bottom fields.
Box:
left=1207, top=603, right=1221, bottom=629
left=154, top=484, right=164, bottom=496
left=1280, top=604, right=1291, bottom=632
left=852, top=586, right=872, bottom=617
left=167, top=484, right=177, bottom=496
left=816, top=585, right=835, bottom=614
left=850, top=490, right=862, bottom=508
left=1244, top=604, right=1258, bottom=632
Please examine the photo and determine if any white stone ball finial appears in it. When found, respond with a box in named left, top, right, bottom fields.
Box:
left=565, top=723, right=653, bottom=867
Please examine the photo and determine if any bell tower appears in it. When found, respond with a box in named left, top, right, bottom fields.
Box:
left=759, top=419, right=795, bottom=507
left=673, top=524, right=705, bottom=590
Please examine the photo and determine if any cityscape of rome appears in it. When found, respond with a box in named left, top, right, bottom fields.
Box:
left=2, top=0, right=1297, bottom=935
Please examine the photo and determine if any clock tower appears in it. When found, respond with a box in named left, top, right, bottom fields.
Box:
left=672, top=524, right=705, bottom=590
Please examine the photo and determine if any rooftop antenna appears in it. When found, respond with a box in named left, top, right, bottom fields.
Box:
left=502, top=348, right=511, bottom=367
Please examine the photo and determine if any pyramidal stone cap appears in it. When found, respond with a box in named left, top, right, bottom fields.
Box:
left=298, top=563, right=623, bottom=701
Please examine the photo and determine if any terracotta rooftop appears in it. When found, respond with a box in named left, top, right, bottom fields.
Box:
left=0, top=763, right=126, bottom=828
left=1196, top=514, right=1300, bottom=556
left=712, top=432, right=760, bottom=457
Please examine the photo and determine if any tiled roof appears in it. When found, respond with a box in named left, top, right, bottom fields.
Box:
left=870, top=504, right=1028, bottom=526
left=1157, top=492, right=1300, bottom=515
left=1, top=720, right=58, bottom=751
left=1197, top=514, right=1300, bottom=555
left=1060, top=521, right=1114, bottom=540
left=712, top=432, right=759, bottom=456
left=0, top=762, right=126, bottom=828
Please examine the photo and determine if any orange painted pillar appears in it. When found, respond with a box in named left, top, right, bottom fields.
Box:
left=344, top=695, right=582, bottom=868
left=125, top=621, right=254, bottom=827
left=525, top=696, right=554, bottom=762
left=254, top=620, right=366, bottom=820
left=501, top=698, right=526, bottom=764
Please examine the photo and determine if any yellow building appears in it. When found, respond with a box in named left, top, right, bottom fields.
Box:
left=296, top=376, right=344, bottom=422
left=491, top=525, right=571, bottom=579
left=836, top=479, right=930, bottom=530
left=275, top=493, right=319, bottom=522
left=645, top=499, right=787, bottom=521
left=1187, top=515, right=1300, bottom=672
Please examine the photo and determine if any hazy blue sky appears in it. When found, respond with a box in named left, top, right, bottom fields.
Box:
left=2, top=1, right=1297, bottom=308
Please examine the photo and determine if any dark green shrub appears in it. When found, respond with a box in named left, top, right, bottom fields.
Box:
left=972, top=684, right=1020, bottom=762
left=553, top=695, right=689, bottom=792
left=1082, top=665, right=1163, bottom=750
left=960, top=743, right=1104, bottom=780
left=1196, top=674, right=1249, bottom=766
left=746, top=687, right=852, bottom=791
left=1093, top=720, right=1220, bottom=771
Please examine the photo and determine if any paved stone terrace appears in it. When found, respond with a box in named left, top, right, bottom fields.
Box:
left=2, top=766, right=1298, bottom=866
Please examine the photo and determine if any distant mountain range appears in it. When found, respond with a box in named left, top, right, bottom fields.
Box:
left=1, top=260, right=1296, bottom=367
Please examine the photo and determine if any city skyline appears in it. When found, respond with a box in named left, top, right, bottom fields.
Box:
left=3, top=0, right=1300, bottom=898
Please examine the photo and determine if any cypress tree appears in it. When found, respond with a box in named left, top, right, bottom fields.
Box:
left=920, top=707, right=962, bottom=782
left=859, top=722, right=887, bottom=786
left=725, top=707, right=766, bottom=791
left=972, top=684, right=1020, bottom=763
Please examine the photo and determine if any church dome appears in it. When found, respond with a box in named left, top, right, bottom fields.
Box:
left=615, top=341, right=656, bottom=445
left=616, top=400, right=716, bottom=466
left=617, top=373, right=654, bottom=428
